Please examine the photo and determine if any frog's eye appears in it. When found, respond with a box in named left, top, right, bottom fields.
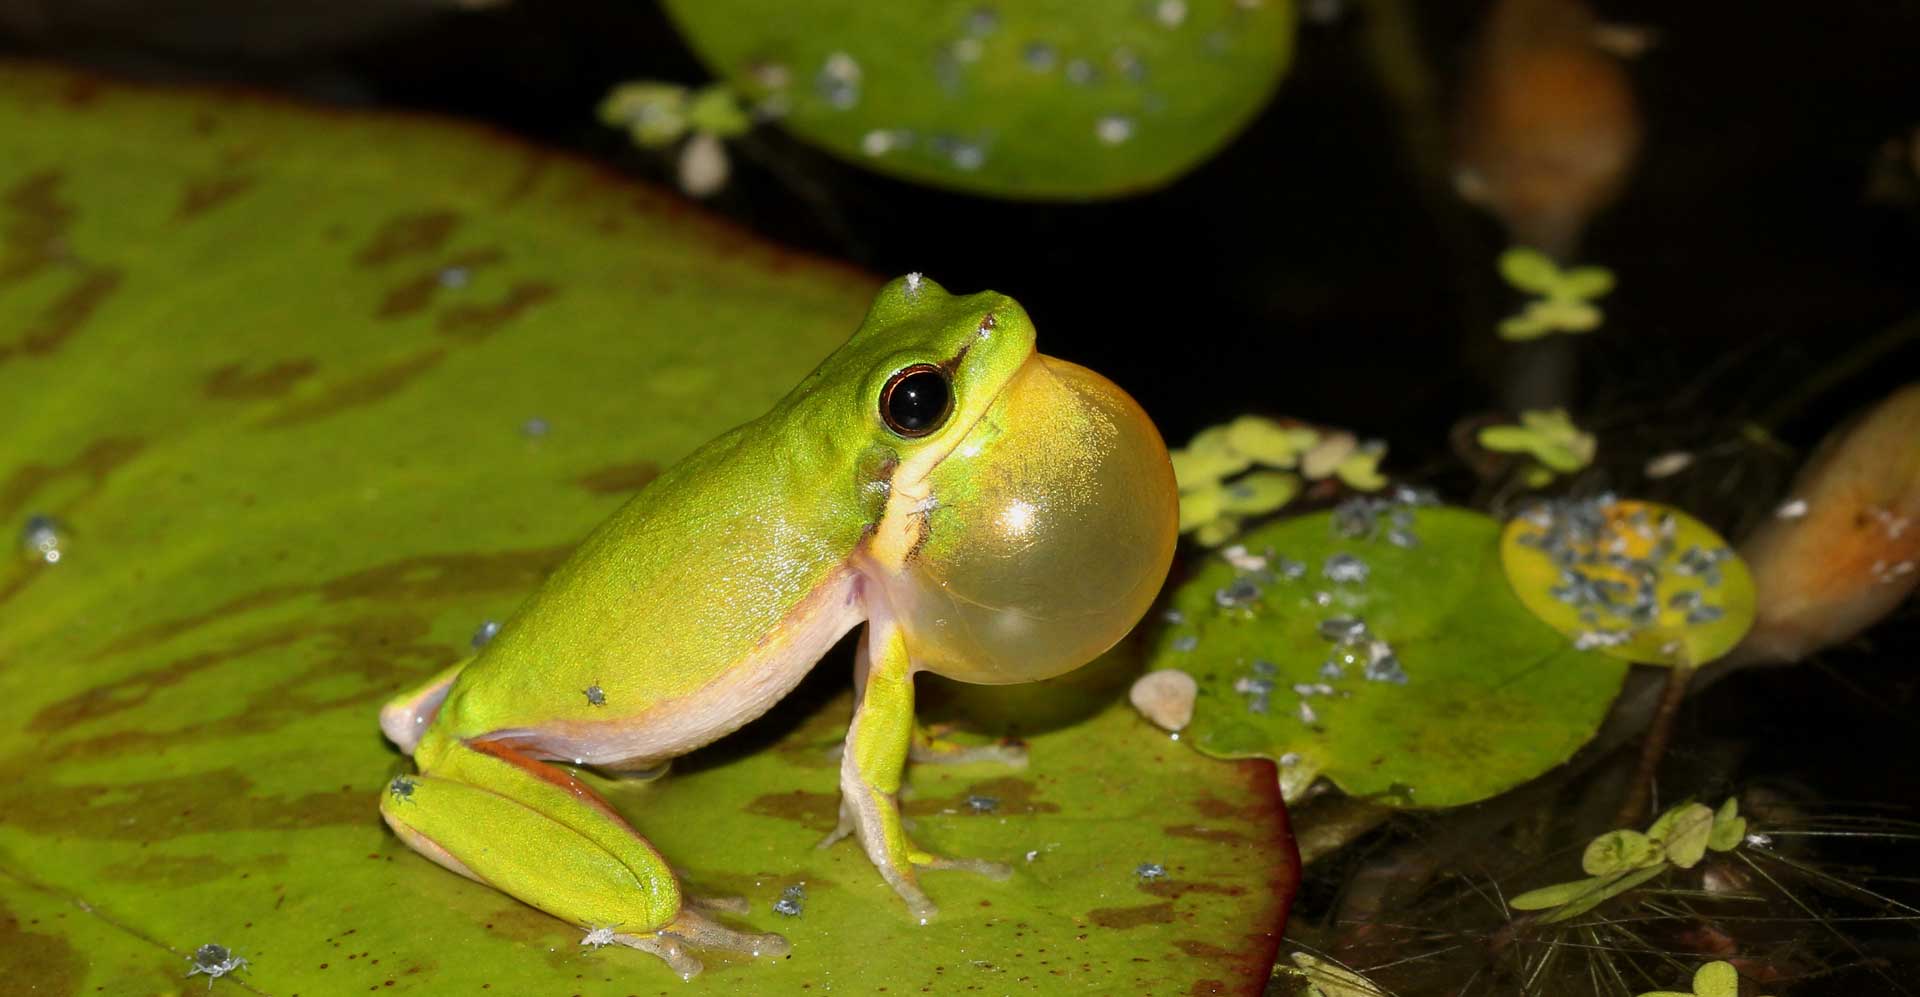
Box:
left=880, top=364, right=952, bottom=438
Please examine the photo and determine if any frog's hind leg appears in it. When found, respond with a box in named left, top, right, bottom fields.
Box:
left=379, top=659, right=468, bottom=754
left=380, top=730, right=787, bottom=979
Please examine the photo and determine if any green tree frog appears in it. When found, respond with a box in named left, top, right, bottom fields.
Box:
left=377, top=275, right=1178, bottom=978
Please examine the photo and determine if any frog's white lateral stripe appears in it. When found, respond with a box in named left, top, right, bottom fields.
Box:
left=478, top=570, right=866, bottom=769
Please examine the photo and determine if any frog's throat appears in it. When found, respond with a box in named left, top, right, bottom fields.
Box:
left=861, top=347, right=1035, bottom=576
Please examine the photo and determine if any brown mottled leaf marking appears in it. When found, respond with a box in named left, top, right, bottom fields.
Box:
left=902, top=777, right=1060, bottom=818
left=0, top=434, right=144, bottom=606
left=355, top=210, right=462, bottom=267
left=574, top=461, right=660, bottom=495
left=15, top=266, right=122, bottom=356
left=437, top=281, right=558, bottom=338
left=174, top=173, right=255, bottom=221
left=0, top=170, right=70, bottom=284
left=1164, top=824, right=1258, bottom=847
left=94, top=546, right=567, bottom=661
left=1087, top=901, right=1176, bottom=929
left=0, top=436, right=146, bottom=524
left=0, top=899, right=84, bottom=996
left=257, top=347, right=447, bottom=428
left=1142, top=880, right=1247, bottom=899
left=1173, top=939, right=1239, bottom=960
left=377, top=248, right=505, bottom=319
left=0, top=763, right=370, bottom=840
left=37, top=612, right=444, bottom=741
left=0, top=170, right=123, bottom=365
left=202, top=358, right=319, bottom=400
left=745, top=788, right=840, bottom=830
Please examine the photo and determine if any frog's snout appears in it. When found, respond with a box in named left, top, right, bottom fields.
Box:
left=884, top=353, right=1179, bottom=685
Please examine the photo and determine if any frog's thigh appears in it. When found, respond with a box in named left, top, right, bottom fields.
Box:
left=381, top=730, right=682, bottom=933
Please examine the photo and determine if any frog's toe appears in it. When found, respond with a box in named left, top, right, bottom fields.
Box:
left=685, top=893, right=750, bottom=916
left=908, top=738, right=1029, bottom=768
left=659, top=909, right=790, bottom=960
left=918, top=854, right=1013, bottom=881
left=910, top=724, right=1030, bottom=769
left=611, top=931, right=704, bottom=981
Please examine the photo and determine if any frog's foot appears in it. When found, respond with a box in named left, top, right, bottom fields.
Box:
left=685, top=893, right=750, bottom=916
left=909, top=722, right=1029, bottom=769
left=820, top=790, right=1009, bottom=923
left=916, top=854, right=1012, bottom=880
left=613, top=909, right=789, bottom=979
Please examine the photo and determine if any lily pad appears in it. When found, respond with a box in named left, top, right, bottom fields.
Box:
left=661, top=0, right=1298, bottom=199
left=1501, top=497, right=1756, bottom=668
left=1147, top=503, right=1629, bottom=806
left=0, top=65, right=1294, bottom=994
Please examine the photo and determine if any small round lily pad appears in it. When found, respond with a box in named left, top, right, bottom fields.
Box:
left=1147, top=502, right=1629, bottom=806
left=661, top=0, right=1297, bottom=199
left=1500, top=497, right=1756, bottom=668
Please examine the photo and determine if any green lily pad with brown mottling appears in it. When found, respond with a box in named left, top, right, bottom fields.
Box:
left=1146, top=504, right=1631, bottom=807
left=0, top=64, right=1295, bottom=995
left=661, top=0, right=1297, bottom=199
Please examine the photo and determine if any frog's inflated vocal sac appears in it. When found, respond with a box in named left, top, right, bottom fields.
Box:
left=378, top=274, right=1178, bottom=978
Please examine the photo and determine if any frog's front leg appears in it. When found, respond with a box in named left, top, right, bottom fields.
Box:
left=824, top=614, right=1011, bottom=921
left=380, top=729, right=786, bottom=979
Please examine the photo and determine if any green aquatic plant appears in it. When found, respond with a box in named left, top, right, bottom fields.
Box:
left=1477, top=408, right=1596, bottom=486
left=1172, top=416, right=1390, bottom=546
left=1637, top=961, right=1774, bottom=997
left=599, top=81, right=756, bottom=197
left=1497, top=246, right=1615, bottom=340
left=1509, top=799, right=1747, bottom=923
left=1172, top=416, right=1314, bottom=546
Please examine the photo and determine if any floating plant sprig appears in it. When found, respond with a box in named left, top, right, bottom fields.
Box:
left=1477, top=408, right=1597, bottom=487
left=1509, top=798, right=1750, bottom=923
left=599, top=81, right=756, bottom=197
left=1637, top=960, right=1775, bottom=997
left=1497, top=247, right=1615, bottom=341
left=1172, top=415, right=1387, bottom=547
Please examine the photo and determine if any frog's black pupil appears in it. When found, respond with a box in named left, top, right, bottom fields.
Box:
left=884, top=367, right=950, bottom=436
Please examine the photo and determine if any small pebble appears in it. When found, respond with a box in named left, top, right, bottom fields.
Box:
left=1129, top=670, right=1197, bottom=732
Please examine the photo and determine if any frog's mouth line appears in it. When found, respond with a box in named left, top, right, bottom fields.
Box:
left=860, top=345, right=1039, bottom=576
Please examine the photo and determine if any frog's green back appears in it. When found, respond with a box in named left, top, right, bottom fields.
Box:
left=436, top=411, right=872, bottom=740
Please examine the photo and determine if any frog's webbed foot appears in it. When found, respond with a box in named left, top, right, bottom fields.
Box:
left=613, top=910, right=790, bottom=980
left=909, top=722, right=1029, bottom=769
left=683, top=892, right=750, bottom=916
left=918, top=855, right=1012, bottom=879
